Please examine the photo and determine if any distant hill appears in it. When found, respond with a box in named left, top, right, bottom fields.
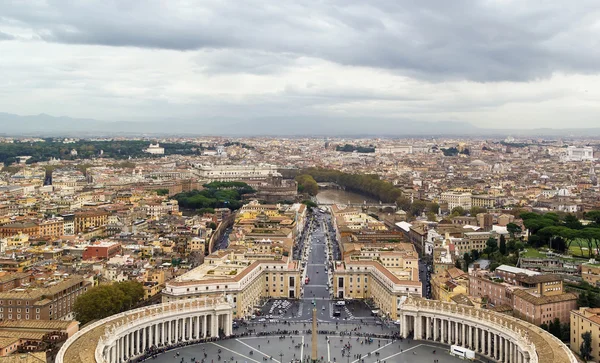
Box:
left=1, top=112, right=600, bottom=137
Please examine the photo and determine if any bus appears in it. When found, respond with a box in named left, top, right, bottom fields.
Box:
left=450, top=345, right=475, bottom=360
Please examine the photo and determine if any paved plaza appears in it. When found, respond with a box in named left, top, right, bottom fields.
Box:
left=149, top=334, right=468, bottom=363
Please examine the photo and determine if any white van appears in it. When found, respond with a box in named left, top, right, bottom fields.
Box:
left=335, top=301, right=346, bottom=306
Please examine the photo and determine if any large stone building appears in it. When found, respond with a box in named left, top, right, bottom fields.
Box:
left=571, top=307, right=600, bottom=362
left=194, top=164, right=279, bottom=182
left=162, top=250, right=301, bottom=319
left=0, top=276, right=91, bottom=321
left=469, top=265, right=577, bottom=325
left=332, top=243, right=421, bottom=320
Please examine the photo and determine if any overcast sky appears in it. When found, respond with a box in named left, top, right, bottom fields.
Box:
left=1, top=0, right=600, bottom=130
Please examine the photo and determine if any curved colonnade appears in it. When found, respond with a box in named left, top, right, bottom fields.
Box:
left=55, top=296, right=578, bottom=363
left=398, top=297, right=577, bottom=363
left=56, top=298, right=233, bottom=363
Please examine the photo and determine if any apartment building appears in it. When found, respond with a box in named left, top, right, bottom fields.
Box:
left=469, top=265, right=576, bottom=325
left=440, top=191, right=472, bottom=210
left=162, top=250, right=301, bottom=319
left=0, top=276, right=91, bottom=321
left=471, top=195, right=496, bottom=208
left=82, top=241, right=122, bottom=260
left=332, top=244, right=421, bottom=320
left=571, top=308, right=600, bottom=362
left=38, top=217, right=64, bottom=238
left=0, top=222, right=39, bottom=239
left=74, top=210, right=109, bottom=234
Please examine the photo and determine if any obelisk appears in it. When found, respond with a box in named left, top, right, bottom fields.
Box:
left=311, top=307, right=318, bottom=362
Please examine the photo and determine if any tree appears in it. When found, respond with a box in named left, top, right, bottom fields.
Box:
left=454, top=260, right=461, bottom=269
left=578, top=292, right=591, bottom=308
left=499, top=234, right=507, bottom=255
left=585, top=211, right=600, bottom=225
left=155, top=188, right=169, bottom=196
left=73, top=281, right=144, bottom=325
left=564, top=214, right=583, bottom=230
left=581, top=331, right=593, bottom=361
left=295, top=174, right=319, bottom=196
left=549, top=318, right=562, bottom=338
left=463, top=253, right=472, bottom=272
left=410, top=200, right=427, bottom=217
left=426, top=212, right=437, bottom=222
left=451, top=206, right=466, bottom=216
left=396, top=196, right=412, bottom=211
left=470, top=206, right=487, bottom=216
left=427, top=202, right=440, bottom=214
left=301, top=200, right=317, bottom=209
left=484, top=236, right=498, bottom=257
left=471, top=249, right=480, bottom=261
left=506, top=223, right=522, bottom=239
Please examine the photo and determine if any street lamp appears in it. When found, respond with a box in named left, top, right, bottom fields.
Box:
left=279, top=352, right=284, bottom=363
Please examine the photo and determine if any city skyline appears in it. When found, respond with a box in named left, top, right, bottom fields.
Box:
left=2, top=1, right=600, bottom=133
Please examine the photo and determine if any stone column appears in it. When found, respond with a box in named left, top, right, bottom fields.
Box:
left=116, top=339, right=120, bottom=363
left=142, top=327, right=148, bottom=352
left=462, top=324, right=466, bottom=346
left=474, top=327, right=479, bottom=352
left=196, top=315, right=202, bottom=339
left=454, top=321, right=458, bottom=344
left=433, top=318, right=438, bottom=341
left=227, top=312, right=232, bottom=336
left=125, top=334, right=128, bottom=361
left=510, top=343, right=514, bottom=363
left=212, top=313, right=218, bottom=337
left=203, top=315, right=208, bottom=338
left=161, top=322, right=165, bottom=345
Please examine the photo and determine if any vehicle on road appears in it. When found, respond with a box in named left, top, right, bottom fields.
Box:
left=250, top=315, right=256, bottom=320
left=258, top=318, right=266, bottom=322
left=450, top=345, right=475, bottom=360
left=333, top=310, right=341, bottom=317
left=335, top=301, right=346, bottom=306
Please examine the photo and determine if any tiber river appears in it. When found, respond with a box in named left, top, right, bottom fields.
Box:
left=315, top=189, right=377, bottom=205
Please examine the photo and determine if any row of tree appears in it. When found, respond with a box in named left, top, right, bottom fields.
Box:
left=73, top=281, right=144, bottom=325
left=522, top=211, right=600, bottom=257
left=0, top=140, right=204, bottom=165
left=335, top=144, right=375, bottom=153
left=440, top=147, right=469, bottom=156
left=540, top=317, right=570, bottom=342
left=298, top=168, right=404, bottom=203
left=458, top=235, right=524, bottom=272
left=283, top=168, right=443, bottom=219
